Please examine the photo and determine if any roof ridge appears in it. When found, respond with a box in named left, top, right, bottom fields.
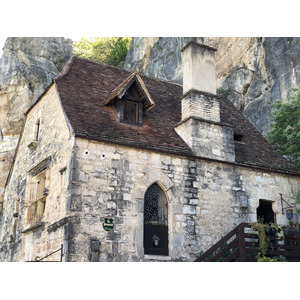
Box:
left=139, top=72, right=183, bottom=87
left=63, top=55, right=184, bottom=88
left=69, top=55, right=131, bottom=73
left=54, top=55, right=77, bottom=81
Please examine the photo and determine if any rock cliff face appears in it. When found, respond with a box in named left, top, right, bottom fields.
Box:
left=0, top=37, right=73, bottom=203
left=1, top=37, right=299, bottom=204
left=124, top=37, right=300, bottom=135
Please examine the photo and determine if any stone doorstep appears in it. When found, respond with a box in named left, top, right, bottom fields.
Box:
left=144, top=254, right=172, bottom=261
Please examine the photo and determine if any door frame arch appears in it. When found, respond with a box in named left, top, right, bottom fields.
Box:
left=132, top=170, right=176, bottom=258
left=143, top=182, right=169, bottom=255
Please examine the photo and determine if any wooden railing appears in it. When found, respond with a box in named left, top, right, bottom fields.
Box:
left=195, top=223, right=300, bottom=262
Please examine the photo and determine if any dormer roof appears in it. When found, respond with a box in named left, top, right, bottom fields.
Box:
left=104, top=72, right=155, bottom=112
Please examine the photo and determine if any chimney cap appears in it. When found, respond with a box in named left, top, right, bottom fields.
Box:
left=180, top=41, right=217, bottom=53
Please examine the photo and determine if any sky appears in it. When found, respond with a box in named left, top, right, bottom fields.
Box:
left=0, top=0, right=298, bottom=59
left=0, top=0, right=298, bottom=60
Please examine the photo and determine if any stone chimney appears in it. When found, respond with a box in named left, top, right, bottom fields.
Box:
left=181, top=42, right=216, bottom=95
left=175, top=41, right=235, bottom=162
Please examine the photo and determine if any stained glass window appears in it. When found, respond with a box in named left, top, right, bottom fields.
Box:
left=144, top=183, right=168, bottom=226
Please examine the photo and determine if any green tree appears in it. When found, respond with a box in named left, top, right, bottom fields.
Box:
left=73, top=37, right=132, bottom=67
left=267, top=87, right=300, bottom=168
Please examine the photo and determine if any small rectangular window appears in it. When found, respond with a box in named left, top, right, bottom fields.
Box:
left=234, top=133, right=243, bottom=142
left=123, top=100, right=138, bottom=124
left=35, top=120, right=40, bottom=141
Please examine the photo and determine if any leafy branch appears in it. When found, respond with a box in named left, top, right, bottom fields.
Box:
left=267, top=87, right=300, bottom=168
left=73, top=37, right=132, bottom=67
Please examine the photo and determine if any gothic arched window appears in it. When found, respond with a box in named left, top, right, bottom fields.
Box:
left=144, top=183, right=168, bottom=256
left=144, top=183, right=168, bottom=225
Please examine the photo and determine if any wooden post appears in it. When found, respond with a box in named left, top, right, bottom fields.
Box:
left=238, top=224, right=247, bottom=262
left=60, top=244, right=64, bottom=262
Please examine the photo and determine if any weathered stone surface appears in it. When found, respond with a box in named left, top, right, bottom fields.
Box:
left=175, top=117, right=235, bottom=162
left=1, top=79, right=299, bottom=261
left=0, top=37, right=73, bottom=203
left=124, top=37, right=300, bottom=135
left=61, top=138, right=299, bottom=262
left=0, top=84, right=75, bottom=261
left=124, top=37, right=204, bottom=83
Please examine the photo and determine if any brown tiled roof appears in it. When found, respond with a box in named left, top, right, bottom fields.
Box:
left=55, top=56, right=192, bottom=156
left=219, top=99, right=298, bottom=172
left=54, top=56, right=299, bottom=173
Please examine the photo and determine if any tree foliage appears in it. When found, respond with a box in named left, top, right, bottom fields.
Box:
left=267, top=87, right=300, bottom=168
left=73, top=37, right=132, bottom=67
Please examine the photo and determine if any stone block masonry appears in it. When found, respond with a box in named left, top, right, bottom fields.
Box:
left=0, top=84, right=75, bottom=261
left=1, top=113, right=299, bottom=261
left=1, top=122, right=299, bottom=261
left=65, top=137, right=299, bottom=261
left=181, top=91, right=221, bottom=122
left=175, top=116, right=235, bottom=162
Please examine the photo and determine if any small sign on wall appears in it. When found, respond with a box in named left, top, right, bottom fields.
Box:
left=103, top=217, right=114, bottom=231
left=286, top=209, right=293, bottom=220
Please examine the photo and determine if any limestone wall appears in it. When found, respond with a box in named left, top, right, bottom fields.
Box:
left=241, top=169, right=300, bottom=225
left=175, top=118, right=235, bottom=162
left=67, top=138, right=300, bottom=261
left=1, top=82, right=299, bottom=261
left=0, top=84, right=75, bottom=261
left=1, top=113, right=299, bottom=261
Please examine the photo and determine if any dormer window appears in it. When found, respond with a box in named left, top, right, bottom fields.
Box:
left=123, top=100, right=139, bottom=125
left=113, top=98, right=142, bottom=126
left=104, top=72, right=155, bottom=127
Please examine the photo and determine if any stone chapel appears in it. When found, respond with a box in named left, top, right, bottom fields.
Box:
left=0, top=41, right=299, bottom=261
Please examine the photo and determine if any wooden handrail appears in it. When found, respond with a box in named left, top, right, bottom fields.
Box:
left=195, top=223, right=300, bottom=262
left=195, top=223, right=247, bottom=262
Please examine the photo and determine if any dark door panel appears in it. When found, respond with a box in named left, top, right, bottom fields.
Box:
left=144, top=183, right=169, bottom=256
left=144, top=224, right=168, bottom=256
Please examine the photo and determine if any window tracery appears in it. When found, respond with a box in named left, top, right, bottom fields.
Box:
left=144, top=183, right=168, bottom=226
